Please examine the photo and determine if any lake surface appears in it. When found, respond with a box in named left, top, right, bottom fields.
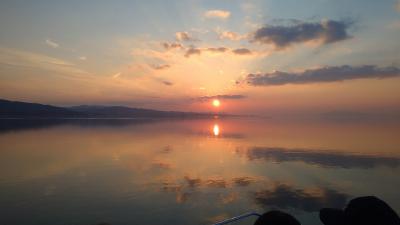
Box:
left=0, top=118, right=399, bottom=225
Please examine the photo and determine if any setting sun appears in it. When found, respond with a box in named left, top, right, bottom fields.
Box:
left=212, top=99, right=220, bottom=107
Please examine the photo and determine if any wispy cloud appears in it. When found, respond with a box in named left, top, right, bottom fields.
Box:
left=78, top=56, right=87, bottom=61
left=162, top=80, right=173, bottom=86
left=152, top=64, right=171, bottom=70
left=184, top=47, right=253, bottom=57
left=184, top=47, right=202, bottom=57
left=162, top=42, right=183, bottom=50
left=218, top=30, right=247, bottom=41
left=45, top=39, right=60, bottom=48
left=204, top=10, right=231, bottom=19
left=240, top=65, right=400, bottom=86
left=206, top=47, right=229, bottom=53
left=232, top=48, right=252, bottom=55
left=196, top=94, right=247, bottom=102
left=0, top=47, right=88, bottom=76
left=252, top=20, right=352, bottom=49
left=112, top=72, right=121, bottom=78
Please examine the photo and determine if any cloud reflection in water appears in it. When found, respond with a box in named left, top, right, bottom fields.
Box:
left=253, top=184, right=349, bottom=212
left=238, top=147, right=400, bottom=169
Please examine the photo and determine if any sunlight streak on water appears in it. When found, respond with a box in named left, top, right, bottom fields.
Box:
left=213, top=124, right=220, bottom=136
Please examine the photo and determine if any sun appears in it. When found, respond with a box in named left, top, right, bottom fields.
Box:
left=212, top=99, right=220, bottom=107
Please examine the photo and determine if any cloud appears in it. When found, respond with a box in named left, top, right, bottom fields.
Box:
left=162, top=80, right=173, bottom=86
left=183, top=46, right=255, bottom=57
left=240, top=147, right=400, bottom=169
left=253, top=184, right=349, bottom=212
left=45, top=39, right=59, bottom=48
left=218, top=31, right=246, bottom=41
left=0, top=47, right=89, bottom=76
left=206, top=47, right=229, bottom=53
left=152, top=64, right=170, bottom=70
left=240, top=65, right=400, bottom=86
left=252, top=20, right=352, bottom=49
left=78, top=56, right=87, bottom=61
left=196, top=94, right=247, bottom=101
left=162, top=42, right=183, bottom=50
left=184, top=47, right=202, bottom=57
left=204, top=10, right=231, bottom=19
left=175, top=32, right=196, bottom=42
left=232, top=48, right=252, bottom=55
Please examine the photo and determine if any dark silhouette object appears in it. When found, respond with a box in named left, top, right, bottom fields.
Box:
left=320, top=196, right=400, bottom=225
left=0, top=98, right=225, bottom=119
left=254, top=210, right=301, bottom=225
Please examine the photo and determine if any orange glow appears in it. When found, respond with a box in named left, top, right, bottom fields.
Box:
left=213, top=124, right=220, bottom=136
left=212, top=99, right=220, bottom=107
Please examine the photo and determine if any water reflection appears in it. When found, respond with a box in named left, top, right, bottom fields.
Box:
left=237, top=147, right=400, bottom=168
left=213, top=124, right=220, bottom=136
left=253, top=183, right=349, bottom=212
left=0, top=118, right=399, bottom=225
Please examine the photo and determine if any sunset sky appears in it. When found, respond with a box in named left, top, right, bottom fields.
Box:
left=0, top=0, right=399, bottom=115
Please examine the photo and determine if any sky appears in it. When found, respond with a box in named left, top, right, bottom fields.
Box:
left=0, top=0, right=399, bottom=115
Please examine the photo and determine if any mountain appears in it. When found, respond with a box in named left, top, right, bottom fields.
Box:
left=0, top=99, right=216, bottom=118
left=0, top=99, right=82, bottom=118
left=68, top=105, right=212, bottom=118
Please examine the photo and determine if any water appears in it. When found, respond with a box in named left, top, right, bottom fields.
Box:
left=0, top=118, right=399, bottom=225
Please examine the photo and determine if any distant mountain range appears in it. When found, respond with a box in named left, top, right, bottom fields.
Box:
left=0, top=99, right=220, bottom=118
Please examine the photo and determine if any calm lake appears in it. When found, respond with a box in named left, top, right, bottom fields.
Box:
left=0, top=118, right=399, bottom=225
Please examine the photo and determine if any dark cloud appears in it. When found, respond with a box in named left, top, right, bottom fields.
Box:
left=196, top=94, right=247, bottom=102
left=184, top=46, right=255, bottom=58
left=232, top=48, right=252, bottom=55
left=253, top=184, right=349, bottom=212
left=241, top=65, right=400, bottom=86
left=252, top=20, right=352, bottom=49
left=152, top=64, right=170, bottom=70
left=241, top=147, right=400, bottom=169
left=161, top=80, right=173, bottom=86
left=162, top=42, right=183, bottom=50
left=206, top=47, right=229, bottom=53
left=184, top=48, right=202, bottom=57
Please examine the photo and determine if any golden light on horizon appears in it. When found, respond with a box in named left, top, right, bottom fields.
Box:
left=212, top=99, right=221, bottom=107
left=213, top=124, right=220, bottom=136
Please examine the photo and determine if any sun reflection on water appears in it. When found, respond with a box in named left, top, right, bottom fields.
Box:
left=213, top=124, right=220, bottom=136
